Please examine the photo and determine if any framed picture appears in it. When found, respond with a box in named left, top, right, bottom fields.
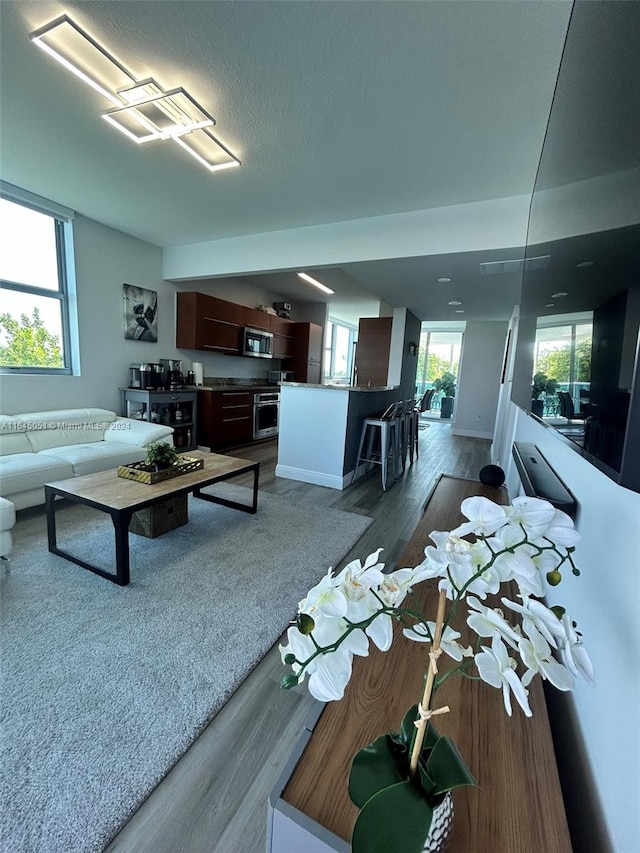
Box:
left=123, top=284, right=158, bottom=342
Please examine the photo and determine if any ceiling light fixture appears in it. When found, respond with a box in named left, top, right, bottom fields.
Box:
left=297, top=273, right=335, bottom=295
left=438, top=277, right=452, bottom=283
left=455, top=310, right=465, bottom=314
left=545, top=303, right=555, bottom=308
left=551, top=291, right=568, bottom=298
left=448, top=300, right=462, bottom=306
left=30, top=14, right=240, bottom=173
left=576, top=261, right=594, bottom=268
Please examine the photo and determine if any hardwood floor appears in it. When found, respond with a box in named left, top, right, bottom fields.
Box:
left=105, top=422, right=491, bottom=853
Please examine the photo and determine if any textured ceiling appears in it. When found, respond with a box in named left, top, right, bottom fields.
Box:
left=0, top=0, right=573, bottom=321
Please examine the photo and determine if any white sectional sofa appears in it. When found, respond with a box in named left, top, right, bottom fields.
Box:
left=0, top=408, right=174, bottom=512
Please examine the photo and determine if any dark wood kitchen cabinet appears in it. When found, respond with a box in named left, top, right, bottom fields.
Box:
left=271, top=315, right=296, bottom=359
left=354, top=316, right=392, bottom=387
left=176, top=292, right=243, bottom=354
left=242, top=306, right=272, bottom=333
left=286, top=322, right=323, bottom=383
left=197, top=390, right=254, bottom=449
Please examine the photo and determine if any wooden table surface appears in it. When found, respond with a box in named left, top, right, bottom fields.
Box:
left=45, top=451, right=255, bottom=510
left=283, top=474, right=572, bottom=852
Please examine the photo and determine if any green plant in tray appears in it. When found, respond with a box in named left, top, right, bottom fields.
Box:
left=145, top=441, right=179, bottom=471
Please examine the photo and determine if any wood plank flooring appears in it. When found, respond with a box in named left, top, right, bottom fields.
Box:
left=106, top=422, right=491, bottom=853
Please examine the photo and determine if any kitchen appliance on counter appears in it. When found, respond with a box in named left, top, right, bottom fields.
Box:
left=160, top=359, right=184, bottom=390
left=243, top=327, right=274, bottom=359
left=139, top=363, right=164, bottom=390
left=129, top=364, right=142, bottom=388
left=268, top=370, right=295, bottom=385
left=253, top=391, right=279, bottom=439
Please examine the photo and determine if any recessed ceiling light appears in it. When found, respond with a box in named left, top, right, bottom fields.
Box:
left=297, top=272, right=335, bottom=295
left=551, top=291, right=568, bottom=298
left=576, top=261, right=594, bottom=268
left=545, top=303, right=555, bottom=308
left=438, top=277, right=452, bottom=283
left=455, top=310, right=465, bottom=314
left=448, top=300, right=462, bottom=306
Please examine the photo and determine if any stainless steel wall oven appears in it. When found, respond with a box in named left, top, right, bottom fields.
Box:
left=253, top=391, right=279, bottom=439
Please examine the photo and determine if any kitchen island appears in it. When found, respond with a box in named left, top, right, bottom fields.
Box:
left=276, top=382, right=401, bottom=489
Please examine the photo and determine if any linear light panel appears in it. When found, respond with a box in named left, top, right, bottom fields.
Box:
left=30, top=15, right=134, bottom=106
left=102, top=88, right=215, bottom=143
left=30, top=15, right=241, bottom=174
left=297, top=273, right=335, bottom=295
left=174, top=128, right=241, bottom=171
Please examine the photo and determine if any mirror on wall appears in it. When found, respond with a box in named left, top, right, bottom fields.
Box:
left=511, top=1, right=640, bottom=491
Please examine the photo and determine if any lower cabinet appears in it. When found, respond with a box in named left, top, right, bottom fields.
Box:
left=198, top=390, right=254, bottom=449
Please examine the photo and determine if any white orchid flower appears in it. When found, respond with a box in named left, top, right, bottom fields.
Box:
left=450, top=496, right=508, bottom=537
left=308, top=649, right=354, bottom=701
left=501, top=596, right=564, bottom=648
left=378, top=563, right=440, bottom=608
left=425, top=530, right=475, bottom=565
left=505, top=496, right=556, bottom=538
left=300, top=571, right=348, bottom=619
left=334, top=548, right=386, bottom=590
left=534, top=509, right=581, bottom=549
left=475, top=633, right=532, bottom=717
left=366, top=612, right=393, bottom=651
left=466, top=597, right=521, bottom=648
left=403, top=621, right=472, bottom=661
left=560, top=614, right=595, bottom=685
left=279, top=625, right=316, bottom=680
left=518, top=625, right=576, bottom=691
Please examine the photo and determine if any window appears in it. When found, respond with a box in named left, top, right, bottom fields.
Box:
left=324, top=319, right=356, bottom=384
left=0, top=185, right=77, bottom=374
left=534, top=316, right=592, bottom=400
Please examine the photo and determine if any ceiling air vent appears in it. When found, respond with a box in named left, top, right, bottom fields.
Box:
left=480, top=255, right=550, bottom=275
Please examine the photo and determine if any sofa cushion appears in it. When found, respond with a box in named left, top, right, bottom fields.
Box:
left=0, top=415, right=30, bottom=456
left=39, top=442, right=149, bottom=477
left=0, top=453, right=74, bottom=497
left=0, top=433, right=33, bottom=456
left=0, top=496, right=16, bottom=531
left=22, top=409, right=118, bottom=452
left=104, top=418, right=173, bottom=447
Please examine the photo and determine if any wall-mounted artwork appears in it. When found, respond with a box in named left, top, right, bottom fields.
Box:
left=123, top=284, right=158, bottom=342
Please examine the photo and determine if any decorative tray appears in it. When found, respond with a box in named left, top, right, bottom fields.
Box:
left=117, top=456, right=204, bottom=485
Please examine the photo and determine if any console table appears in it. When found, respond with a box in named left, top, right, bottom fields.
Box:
left=268, top=474, right=572, bottom=852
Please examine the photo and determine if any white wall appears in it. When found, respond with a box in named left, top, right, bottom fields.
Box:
left=513, top=410, right=640, bottom=853
left=453, top=320, right=508, bottom=438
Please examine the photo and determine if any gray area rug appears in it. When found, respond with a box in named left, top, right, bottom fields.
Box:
left=0, top=485, right=372, bottom=853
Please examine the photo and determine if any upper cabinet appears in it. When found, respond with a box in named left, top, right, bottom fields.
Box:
left=242, top=306, right=272, bottom=333
left=176, top=292, right=244, bottom=354
left=286, top=322, right=324, bottom=383
left=271, top=315, right=297, bottom=359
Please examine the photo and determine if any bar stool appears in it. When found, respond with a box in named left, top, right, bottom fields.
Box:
left=352, top=402, right=403, bottom=491
left=398, top=399, right=417, bottom=472
left=410, top=389, right=435, bottom=463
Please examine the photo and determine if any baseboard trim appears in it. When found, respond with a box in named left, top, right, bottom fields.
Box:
left=275, top=464, right=344, bottom=490
left=452, top=427, right=494, bottom=439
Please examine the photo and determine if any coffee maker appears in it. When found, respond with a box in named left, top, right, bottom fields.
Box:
left=160, top=359, right=184, bottom=390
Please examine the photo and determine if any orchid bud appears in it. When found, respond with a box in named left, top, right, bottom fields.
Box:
left=281, top=673, right=299, bottom=690
left=283, top=653, right=296, bottom=665
left=546, top=570, right=562, bottom=586
left=297, top=613, right=315, bottom=635
left=550, top=605, right=566, bottom=620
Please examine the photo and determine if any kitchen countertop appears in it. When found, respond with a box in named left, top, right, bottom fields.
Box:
left=281, top=382, right=399, bottom=392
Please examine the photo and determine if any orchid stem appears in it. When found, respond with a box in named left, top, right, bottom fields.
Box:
left=409, top=588, right=447, bottom=779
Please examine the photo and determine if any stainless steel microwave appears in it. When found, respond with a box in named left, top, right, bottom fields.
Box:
left=242, top=326, right=274, bottom=358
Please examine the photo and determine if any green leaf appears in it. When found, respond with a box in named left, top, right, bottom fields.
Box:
left=352, top=781, right=433, bottom=853
left=417, top=755, right=436, bottom=798
left=425, top=736, right=477, bottom=795
left=349, top=736, right=405, bottom=808
left=399, top=704, right=419, bottom=749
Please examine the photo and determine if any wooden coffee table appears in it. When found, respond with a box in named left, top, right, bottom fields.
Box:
left=44, top=451, right=259, bottom=586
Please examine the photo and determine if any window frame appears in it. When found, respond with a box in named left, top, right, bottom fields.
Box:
left=0, top=184, right=78, bottom=376
left=324, top=317, right=357, bottom=384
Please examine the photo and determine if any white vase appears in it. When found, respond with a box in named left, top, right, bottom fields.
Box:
left=423, top=792, right=454, bottom=853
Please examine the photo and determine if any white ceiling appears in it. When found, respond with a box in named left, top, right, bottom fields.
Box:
left=0, top=0, right=574, bottom=324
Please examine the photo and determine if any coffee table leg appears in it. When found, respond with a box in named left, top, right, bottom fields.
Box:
left=45, top=485, right=58, bottom=552
left=112, top=510, right=133, bottom=587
